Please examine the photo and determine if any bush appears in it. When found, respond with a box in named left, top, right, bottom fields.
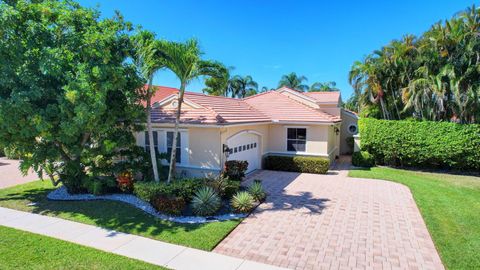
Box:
left=133, top=178, right=206, bottom=203
left=206, top=177, right=242, bottom=199
left=3, top=146, right=21, bottom=159
left=191, top=187, right=221, bottom=216
left=352, top=151, right=375, bottom=167
left=222, top=160, right=248, bottom=181
left=346, top=137, right=354, bottom=154
left=359, top=118, right=480, bottom=170
left=151, top=196, right=186, bottom=216
left=116, top=171, right=134, bottom=193
left=82, top=176, right=118, bottom=196
left=224, top=180, right=241, bottom=199
left=248, top=180, right=266, bottom=202
left=231, top=191, right=255, bottom=213
left=264, top=155, right=330, bottom=174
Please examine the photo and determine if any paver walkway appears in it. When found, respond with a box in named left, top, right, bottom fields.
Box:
left=214, top=159, right=444, bottom=270
left=0, top=207, right=286, bottom=270
left=0, top=157, right=39, bottom=188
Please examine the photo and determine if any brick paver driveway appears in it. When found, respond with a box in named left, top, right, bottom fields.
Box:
left=0, top=157, right=39, bottom=189
left=214, top=160, right=444, bottom=270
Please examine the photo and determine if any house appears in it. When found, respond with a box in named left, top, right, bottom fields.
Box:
left=135, top=86, right=358, bottom=177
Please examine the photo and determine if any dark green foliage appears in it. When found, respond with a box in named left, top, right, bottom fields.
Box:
left=206, top=177, right=241, bottom=199
left=223, top=180, right=241, bottom=199
left=359, top=118, right=480, bottom=170
left=191, top=187, right=221, bottom=216
left=0, top=1, right=144, bottom=191
left=133, top=178, right=206, bottom=203
left=3, top=146, right=20, bottom=159
left=151, top=196, right=186, bottom=216
left=230, top=191, right=254, bottom=213
left=345, top=137, right=354, bottom=154
left=351, top=151, right=375, bottom=168
left=222, top=160, right=248, bottom=181
left=248, top=180, right=266, bottom=202
left=82, top=176, right=118, bottom=196
left=264, top=155, right=330, bottom=174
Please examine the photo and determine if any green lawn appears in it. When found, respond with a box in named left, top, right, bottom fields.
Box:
left=0, top=225, right=165, bottom=270
left=0, top=180, right=240, bottom=251
left=349, top=167, right=480, bottom=270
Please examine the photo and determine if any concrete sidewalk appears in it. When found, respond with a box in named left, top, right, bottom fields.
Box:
left=0, top=207, right=287, bottom=270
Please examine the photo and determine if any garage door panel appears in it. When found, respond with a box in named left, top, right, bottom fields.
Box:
left=227, top=133, right=259, bottom=173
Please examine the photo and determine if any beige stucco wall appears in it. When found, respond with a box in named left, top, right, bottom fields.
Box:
left=340, top=110, right=359, bottom=154
left=267, top=124, right=331, bottom=157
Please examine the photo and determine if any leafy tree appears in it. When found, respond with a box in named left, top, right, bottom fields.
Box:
left=132, top=30, right=167, bottom=183
left=278, top=72, right=309, bottom=91
left=160, top=39, right=226, bottom=183
left=309, top=81, right=339, bottom=92
left=0, top=0, right=144, bottom=192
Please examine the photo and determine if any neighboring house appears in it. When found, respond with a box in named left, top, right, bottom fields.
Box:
left=135, top=86, right=358, bottom=177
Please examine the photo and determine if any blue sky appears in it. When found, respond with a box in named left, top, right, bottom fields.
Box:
left=78, top=0, right=477, bottom=99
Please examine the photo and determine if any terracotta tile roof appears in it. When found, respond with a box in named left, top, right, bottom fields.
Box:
left=304, top=91, right=341, bottom=104
left=150, top=86, right=270, bottom=124
left=244, top=91, right=341, bottom=123
left=149, top=85, right=340, bottom=125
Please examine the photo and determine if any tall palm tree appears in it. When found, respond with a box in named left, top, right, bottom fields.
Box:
left=278, top=72, right=309, bottom=91
left=133, top=30, right=167, bottom=183
left=230, top=75, right=258, bottom=98
left=309, top=81, right=338, bottom=92
left=160, top=39, right=226, bottom=183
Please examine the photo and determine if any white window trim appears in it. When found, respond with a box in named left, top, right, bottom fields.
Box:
left=154, top=128, right=189, bottom=166
left=284, top=126, right=308, bottom=152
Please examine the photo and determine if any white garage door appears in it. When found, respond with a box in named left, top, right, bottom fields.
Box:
left=227, top=132, right=260, bottom=173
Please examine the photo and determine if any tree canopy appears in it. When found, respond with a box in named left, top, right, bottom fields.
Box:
left=349, top=5, right=480, bottom=124
left=0, top=0, right=144, bottom=191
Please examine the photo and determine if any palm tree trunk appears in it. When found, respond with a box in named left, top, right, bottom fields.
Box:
left=167, top=81, right=186, bottom=183
left=146, top=77, right=160, bottom=182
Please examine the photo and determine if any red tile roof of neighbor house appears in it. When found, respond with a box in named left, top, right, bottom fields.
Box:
left=149, top=86, right=341, bottom=125
left=304, top=91, right=341, bottom=104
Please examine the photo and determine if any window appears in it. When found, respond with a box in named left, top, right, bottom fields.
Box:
left=144, top=131, right=159, bottom=155
left=166, top=131, right=181, bottom=163
left=287, top=128, right=306, bottom=152
left=254, top=142, right=257, bottom=148
left=234, top=147, right=238, bottom=153
left=348, top=124, right=358, bottom=135
left=243, top=145, right=246, bottom=151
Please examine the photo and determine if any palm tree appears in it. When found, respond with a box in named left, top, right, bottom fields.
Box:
left=133, top=30, right=167, bottom=183
left=230, top=75, right=258, bottom=98
left=202, top=66, right=232, bottom=96
left=278, top=72, right=309, bottom=91
left=160, top=39, right=226, bottom=183
left=309, top=81, right=338, bottom=92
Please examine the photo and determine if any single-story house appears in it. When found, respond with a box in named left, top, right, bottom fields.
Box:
left=135, top=86, right=358, bottom=177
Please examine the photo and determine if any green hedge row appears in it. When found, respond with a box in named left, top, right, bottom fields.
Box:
left=359, top=118, right=480, bottom=170
left=352, top=151, right=375, bottom=167
left=264, top=155, right=330, bottom=174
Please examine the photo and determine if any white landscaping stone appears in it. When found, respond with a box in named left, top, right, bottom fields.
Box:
left=166, top=247, right=244, bottom=270
left=47, top=186, right=246, bottom=224
left=113, top=236, right=186, bottom=266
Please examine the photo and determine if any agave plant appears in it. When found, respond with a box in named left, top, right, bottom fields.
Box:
left=231, top=191, right=254, bottom=213
left=191, top=186, right=221, bottom=216
left=248, top=180, right=266, bottom=202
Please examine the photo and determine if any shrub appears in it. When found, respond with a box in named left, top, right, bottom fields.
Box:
left=352, top=151, right=375, bottom=167
left=248, top=180, right=266, bottom=202
left=133, top=178, right=206, bottom=203
left=231, top=191, right=255, bottom=213
left=264, top=155, right=330, bottom=174
left=224, top=179, right=241, bottom=199
left=82, top=176, right=118, bottom=196
left=359, top=118, right=480, bottom=170
left=116, top=171, right=134, bottom=193
left=346, top=137, right=354, bottom=154
left=151, top=196, right=186, bottom=216
left=3, top=146, right=21, bottom=159
left=222, top=160, right=248, bottom=181
left=191, top=187, right=221, bottom=216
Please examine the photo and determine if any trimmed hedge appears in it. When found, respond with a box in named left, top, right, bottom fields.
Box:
left=264, top=155, right=330, bottom=174
left=359, top=118, right=480, bottom=170
left=352, top=151, right=375, bottom=167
